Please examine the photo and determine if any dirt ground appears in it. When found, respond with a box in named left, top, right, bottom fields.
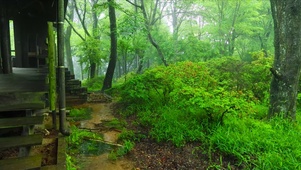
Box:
left=71, top=103, right=135, bottom=170
left=72, top=102, right=242, bottom=170
left=67, top=101, right=243, bottom=170
left=111, top=104, right=243, bottom=170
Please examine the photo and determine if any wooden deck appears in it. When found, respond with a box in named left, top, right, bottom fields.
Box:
left=0, top=68, right=48, bottom=93
left=0, top=68, right=48, bottom=112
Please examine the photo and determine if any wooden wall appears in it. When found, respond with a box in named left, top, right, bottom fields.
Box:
left=14, top=17, right=48, bottom=68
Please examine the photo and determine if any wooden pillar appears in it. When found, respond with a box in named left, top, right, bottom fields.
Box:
left=48, top=22, right=57, bottom=129
left=19, top=110, right=34, bottom=157
left=58, top=0, right=69, bottom=135
left=0, top=9, right=12, bottom=74
left=13, top=19, right=23, bottom=67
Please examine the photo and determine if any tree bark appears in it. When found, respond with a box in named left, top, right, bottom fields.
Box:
left=101, top=0, right=117, bottom=92
left=65, top=1, right=75, bottom=75
left=90, top=0, right=100, bottom=78
left=90, top=61, right=96, bottom=78
left=269, top=0, right=301, bottom=120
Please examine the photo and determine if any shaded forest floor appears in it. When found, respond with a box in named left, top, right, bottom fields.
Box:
left=0, top=100, right=243, bottom=169
left=110, top=103, right=243, bottom=170
left=67, top=100, right=244, bottom=169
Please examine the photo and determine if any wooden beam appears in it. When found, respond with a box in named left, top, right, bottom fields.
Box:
left=57, top=137, right=66, bottom=167
left=0, top=155, right=42, bottom=170
left=0, top=116, right=44, bottom=128
left=0, top=134, right=42, bottom=149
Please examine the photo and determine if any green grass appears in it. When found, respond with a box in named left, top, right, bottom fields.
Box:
left=108, top=140, right=135, bottom=160
left=68, top=107, right=93, bottom=121
left=210, top=116, right=301, bottom=169
left=101, top=118, right=127, bottom=131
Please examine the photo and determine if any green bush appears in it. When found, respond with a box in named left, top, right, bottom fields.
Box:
left=112, top=57, right=301, bottom=169
left=206, top=52, right=272, bottom=103
left=114, top=61, right=259, bottom=146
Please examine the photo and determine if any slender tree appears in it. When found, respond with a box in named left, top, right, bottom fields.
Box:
left=101, top=0, right=117, bottom=92
left=65, top=1, right=75, bottom=75
left=269, top=0, right=301, bottom=120
left=73, top=0, right=100, bottom=78
left=127, top=0, right=168, bottom=66
left=90, top=0, right=100, bottom=78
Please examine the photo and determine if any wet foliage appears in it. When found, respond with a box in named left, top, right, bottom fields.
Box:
left=112, top=53, right=301, bottom=169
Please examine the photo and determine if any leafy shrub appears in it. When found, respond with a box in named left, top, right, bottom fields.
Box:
left=114, top=61, right=258, bottom=146
left=113, top=56, right=301, bottom=169
left=206, top=52, right=272, bottom=103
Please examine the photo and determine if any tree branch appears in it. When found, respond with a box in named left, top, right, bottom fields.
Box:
left=65, top=18, right=85, bottom=41
left=73, top=0, right=91, bottom=37
left=126, top=0, right=141, bottom=8
left=150, top=0, right=159, bottom=24
left=139, top=0, right=168, bottom=66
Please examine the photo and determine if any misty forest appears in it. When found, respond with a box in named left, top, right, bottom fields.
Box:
left=64, top=0, right=301, bottom=169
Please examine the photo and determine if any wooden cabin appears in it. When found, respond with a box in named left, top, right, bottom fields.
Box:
left=0, top=0, right=87, bottom=169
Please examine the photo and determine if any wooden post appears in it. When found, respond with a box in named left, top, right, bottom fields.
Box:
left=19, top=110, right=34, bottom=157
left=48, top=22, right=57, bottom=129
left=57, top=0, right=69, bottom=135
left=0, top=8, right=12, bottom=74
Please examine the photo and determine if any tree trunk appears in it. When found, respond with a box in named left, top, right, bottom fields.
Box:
left=90, top=0, right=99, bottom=78
left=269, top=0, right=301, bottom=120
left=101, top=0, right=117, bottom=92
left=90, top=61, right=96, bottom=78
left=65, top=1, right=75, bottom=75
left=136, top=54, right=143, bottom=74
left=123, top=53, right=127, bottom=76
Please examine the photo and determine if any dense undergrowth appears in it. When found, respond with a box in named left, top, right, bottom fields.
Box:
left=111, top=52, right=301, bottom=169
